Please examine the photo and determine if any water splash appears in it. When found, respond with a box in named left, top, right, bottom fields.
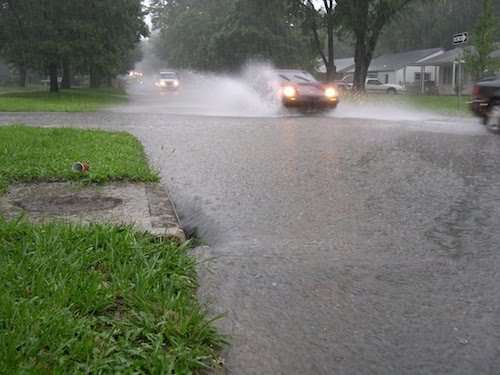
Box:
left=123, top=62, right=283, bottom=117
left=123, top=61, right=453, bottom=122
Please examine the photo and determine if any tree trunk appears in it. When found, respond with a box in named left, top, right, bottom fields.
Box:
left=353, top=37, right=368, bottom=91
left=89, top=75, right=100, bottom=88
left=49, top=61, right=59, bottom=93
left=89, top=66, right=100, bottom=88
left=18, top=66, right=27, bottom=87
left=307, top=0, right=336, bottom=83
left=325, top=8, right=336, bottom=83
left=61, top=60, right=71, bottom=89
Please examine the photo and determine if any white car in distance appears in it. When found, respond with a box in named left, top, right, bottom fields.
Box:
left=365, top=78, right=406, bottom=95
left=155, top=71, right=179, bottom=92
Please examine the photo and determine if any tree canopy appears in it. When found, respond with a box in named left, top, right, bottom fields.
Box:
left=148, top=0, right=417, bottom=87
left=464, top=0, right=500, bottom=81
left=299, top=0, right=337, bottom=82
left=2, top=0, right=498, bottom=92
left=0, top=0, right=148, bottom=91
left=149, top=0, right=316, bottom=72
left=335, top=0, right=414, bottom=90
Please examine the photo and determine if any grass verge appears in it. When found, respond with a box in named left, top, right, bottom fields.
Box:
left=340, top=92, right=473, bottom=117
left=0, top=218, right=226, bottom=374
left=0, top=125, right=159, bottom=192
left=0, top=84, right=48, bottom=95
left=393, top=95, right=472, bottom=116
left=0, top=125, right=226, bottom=373
left=0, top=87, right=127, bottom=112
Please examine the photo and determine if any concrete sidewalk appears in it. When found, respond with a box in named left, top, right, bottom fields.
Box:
left=0, top=181, right=185, bottom=242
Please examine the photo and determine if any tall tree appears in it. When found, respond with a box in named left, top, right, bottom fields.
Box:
left=335, top=0, right=413, bottom=90
left=464, top=0, right=500, bottom=81
left=207, top=0, right=315, bottom=71
left=149, top=0, right=230, bottom=70
left=76, top=0, right=149, bottom=87
left=150, top=0, right=315, bottom=72
left=0, top=0, right=54, bottom=88
left=0, top=0, right=148, bottom=91
left=376, top=0, right=484, bottom=55
left=299, top=0, right=337, bottom=82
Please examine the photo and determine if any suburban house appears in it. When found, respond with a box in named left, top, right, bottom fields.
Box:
left=319, top=46, right=500, bottom=95
left=338, top=48, right=445, bottom=90
left=412, top=47, right=500, bottom=95
left=317, top=48, right=446, bottom=92
left=410, top=48, right=468, bottom=95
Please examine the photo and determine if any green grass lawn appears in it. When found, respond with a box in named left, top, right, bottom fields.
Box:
left=393, top=95, right=472, bottom=117
left=0, top=125, right=159, bottom=192
left=0, top=126, right=226, bottom=373
left=340, top=92, right=473, bottom=117
left=0, top=218, right=226, bottom=374
left=0, top=87, right=128, bottom=112
left=0, top=84, right=48, bottom=95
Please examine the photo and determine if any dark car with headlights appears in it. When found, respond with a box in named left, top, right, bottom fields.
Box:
left=271, top=69, right=339, bottom=112
left=470, top=76, right=500, bottom=126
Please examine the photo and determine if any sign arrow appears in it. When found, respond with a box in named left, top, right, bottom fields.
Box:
left=453, top=32, right=468, bottom=45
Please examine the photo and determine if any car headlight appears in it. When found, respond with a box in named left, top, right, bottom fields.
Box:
left=325, top=87, right=337, bottom=97
left=282, top=85, right=297, bottom=98
left=173, top=80, right=179, bottom=87
left=160, top=81, right=166, bottom=87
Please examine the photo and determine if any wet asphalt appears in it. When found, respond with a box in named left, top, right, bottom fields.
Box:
left=1, top=82, right=500, bottom=374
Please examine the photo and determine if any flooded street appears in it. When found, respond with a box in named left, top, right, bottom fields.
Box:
left=1, top=80, right=500, bottom=374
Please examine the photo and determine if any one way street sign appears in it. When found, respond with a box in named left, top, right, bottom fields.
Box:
left=453, top=32, right=468, bottom=45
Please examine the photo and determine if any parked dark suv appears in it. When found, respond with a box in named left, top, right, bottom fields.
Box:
left=470, top=76, right=500, bottom=127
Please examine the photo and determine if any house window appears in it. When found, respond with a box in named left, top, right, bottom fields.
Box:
left=385, top=74, right=389, bottom=83
left=415, top=72, right=431, bottom=84
left=442, top=66, right=453, bottom=85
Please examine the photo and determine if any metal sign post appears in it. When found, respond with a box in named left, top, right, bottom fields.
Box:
left=458, top=49, right=462, bottom=110
left=453, top=32, right=468, bottom=110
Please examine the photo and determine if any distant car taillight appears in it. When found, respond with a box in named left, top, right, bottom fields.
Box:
left=471, top=86, right=480, bottom=96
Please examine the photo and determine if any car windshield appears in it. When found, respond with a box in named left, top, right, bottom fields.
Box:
left=276, top=71, right=317, bottom=84
left=159, top=73, right=177, bottom=79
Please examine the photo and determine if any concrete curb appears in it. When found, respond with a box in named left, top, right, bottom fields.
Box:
left=146, top=183, right=186, bottom=243
left=0, top=181, right=186, bottom=243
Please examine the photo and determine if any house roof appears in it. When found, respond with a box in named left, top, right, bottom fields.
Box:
left=489, top=49, right=500, bottom=58
left=367, top=48, right=444, bottom=72
left=411, top=48, right=463, bottom=66
left=335, top=57, right=355, bottom=73
left=318, top=46, right=499, bottom=74
left=317, top=57, right=355, bottom=73
left=412, top=47, right=500, bottom=66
